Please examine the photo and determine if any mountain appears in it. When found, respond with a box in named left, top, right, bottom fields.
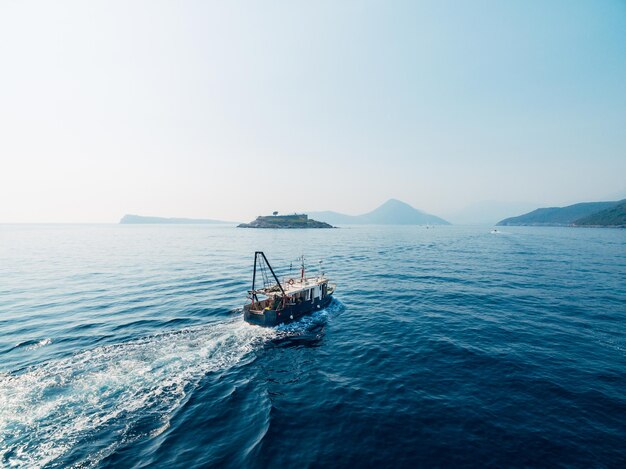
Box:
left=309, top=199, right=450, bottom=225
left=497, top=201, right=620, bottom=226
left=574, top=200, right=626, bottom=227
left=120, top=214, right=229, bottom=224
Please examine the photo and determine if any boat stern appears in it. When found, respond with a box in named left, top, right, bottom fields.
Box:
left=244, top=307, right=279, bottom=327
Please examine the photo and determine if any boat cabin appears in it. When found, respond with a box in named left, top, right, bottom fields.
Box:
left=246, top=276, right=332, bottom=313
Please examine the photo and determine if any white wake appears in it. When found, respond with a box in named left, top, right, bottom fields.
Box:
left=0, top=319, right=276, bottom=468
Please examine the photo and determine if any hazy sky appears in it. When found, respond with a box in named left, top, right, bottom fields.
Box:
left=1, top=0, right=625, bottom=223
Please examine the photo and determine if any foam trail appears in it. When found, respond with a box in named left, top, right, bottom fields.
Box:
left=0, top=318, right=276, bottom=468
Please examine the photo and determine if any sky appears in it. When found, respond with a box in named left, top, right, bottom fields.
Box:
left=1, top=0, right=625, bottom=223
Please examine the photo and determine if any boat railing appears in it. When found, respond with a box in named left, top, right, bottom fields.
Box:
left=245, top=298, right=271, bottom=312
left=246, top=296, right=288, bottom=312
left=281, top=275, right=327, bottom=286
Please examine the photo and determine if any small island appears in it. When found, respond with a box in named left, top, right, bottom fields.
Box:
left=238, top=213, right=334, bottom=229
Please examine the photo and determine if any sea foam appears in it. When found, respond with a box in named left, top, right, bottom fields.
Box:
left=0, top=319, right=275, bottom=468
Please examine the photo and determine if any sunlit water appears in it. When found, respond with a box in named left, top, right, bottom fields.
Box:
left=1, top=224, right=625, bottom=467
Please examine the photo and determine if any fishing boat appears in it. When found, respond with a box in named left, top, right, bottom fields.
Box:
left=243, top=252, right=335, bottom=327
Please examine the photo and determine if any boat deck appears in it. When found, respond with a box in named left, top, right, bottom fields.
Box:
left=245, top=277, right=334, bottom=314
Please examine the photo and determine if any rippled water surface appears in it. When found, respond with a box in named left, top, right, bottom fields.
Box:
left=1, top=224, right=625, bottom=467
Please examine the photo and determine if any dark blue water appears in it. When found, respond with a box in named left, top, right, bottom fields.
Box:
left=1, top=224, right=625, bottom=467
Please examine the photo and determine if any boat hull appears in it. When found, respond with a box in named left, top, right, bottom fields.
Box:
left=244, top=294, right=333, bottom=327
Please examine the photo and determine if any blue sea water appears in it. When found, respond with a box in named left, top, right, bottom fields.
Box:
left=1, top=224, right=625, bottom=468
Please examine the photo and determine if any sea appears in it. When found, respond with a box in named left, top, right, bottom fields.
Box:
left=1, top=224, right=625, bottom=468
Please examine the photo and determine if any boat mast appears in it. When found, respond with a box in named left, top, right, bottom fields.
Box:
left=251, top=252, right=258, bottom=304
left=255, top=251, right=287, bottom=297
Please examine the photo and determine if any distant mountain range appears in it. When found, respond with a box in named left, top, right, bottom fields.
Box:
left=119, top=198, right=625, bottom=227
left=309, top=199, right=450, bottom=225
left=120, top=214, right=228, bottom=224
left=118, top=200, right=448, bottom=225
left=497, top=200, right=626, bottom=227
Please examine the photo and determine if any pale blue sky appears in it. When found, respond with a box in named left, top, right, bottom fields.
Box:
left=1, top=0, right=625, bottom=222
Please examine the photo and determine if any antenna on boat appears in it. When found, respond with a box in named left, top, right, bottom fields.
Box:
left=300, top=255, right=305, bottom=281
left=319, top=259, right=324, bottom=278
